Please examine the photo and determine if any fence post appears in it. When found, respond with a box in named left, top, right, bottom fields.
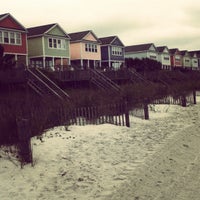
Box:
left=144, top=98, right=149, bottom=120
left=181, top=95, right=187, bottom=107
left=16, top=118, right=32, bottom=167
left=124, top=102, right=130, bottom=127
left=193, top=90, right=196, bottom=104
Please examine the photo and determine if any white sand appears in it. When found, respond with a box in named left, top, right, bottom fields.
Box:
left=0, top=97, right=200, bottom=200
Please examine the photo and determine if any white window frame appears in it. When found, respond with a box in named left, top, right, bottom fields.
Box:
left=0, top=30, right=22, bottom=45
left=112, top=46, right=122, bottom=56
left=48, top=37, right=66, bottom=50
left=0, top=31, right=2, bottom=43
left=85, top=42, right=97, bottom=53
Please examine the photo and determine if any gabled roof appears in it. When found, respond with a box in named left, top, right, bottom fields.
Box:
left=188, top=51, right=197, bottom=57
left=125, top=43, right=155, bottom=52
left=0, top=13, right=27, bottom=32
left=99, top=36, right=116, bottom=45
left=180, top=50, right=189, bottom=56
left=68, top=30, right=100, bottom=43
left=99, top=36, right=124, bottom=47
left=27, top=23, right=70, bottom=39
left=169, top=48, right=180, bottom=54
left=156, top=46, right=169, bottom=53
left=189, top=50, right=200, bottom=57
left=0, top=13, right=8, bottom=19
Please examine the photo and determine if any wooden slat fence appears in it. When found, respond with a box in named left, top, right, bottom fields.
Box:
left=152, top=93, right=195, bottom=106
left=152, top=96, right=182, bottom=105
left=66, top=102, right=129, bottom=127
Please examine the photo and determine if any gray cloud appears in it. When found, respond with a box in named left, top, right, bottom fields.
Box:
left=155, top=35, right=200, bottom=50
left=78, top=18, right=154, bottom=38
left=183, top=7, right=200, bottom=27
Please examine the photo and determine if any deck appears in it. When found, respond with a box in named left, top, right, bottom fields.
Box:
left=53, top=69, right=132, bottom=82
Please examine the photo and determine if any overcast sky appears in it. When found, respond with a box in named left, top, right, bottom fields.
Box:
left=1, top=0, right=200, bottom=50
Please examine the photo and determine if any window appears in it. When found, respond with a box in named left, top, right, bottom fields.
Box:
left=0, top=31, right=2, bottom=43
left=48, top=37, right=66, bottom=49
left=60, top=40, right=66, bottom=49
left=164, top=56, right=170, bottom=60
left=57, top=39, right=61, bottom=48
left=4, top=32, right=9, bottom=43
left=0, top=30, right=21, bottom=45
left=85, top=43, right=98, bottom=53
left=16, top=33, right=21, bottom=44
left=150, top=55, right=157, bottom=60
left=175, top=55, right=180, bottom=62
left=85, top=43, right=88, bottom=51
left=94, top=44, right=97, bottom=52
left=112, top=46, right=122, bottom=56
left=48, top=38, right=52, bottom=48
left=10, top=32, right=15, bottom=44
left=53, top=39, right=57, bottom=48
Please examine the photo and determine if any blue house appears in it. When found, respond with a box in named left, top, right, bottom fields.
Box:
left=99, top=36, right=125, bottom=70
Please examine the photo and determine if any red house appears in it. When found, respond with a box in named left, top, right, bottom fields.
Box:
left=169, top=48, right=182, bottom=68
left=0, top=13, right=28, bottom=67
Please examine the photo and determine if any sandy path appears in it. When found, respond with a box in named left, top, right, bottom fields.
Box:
left=109, top=103, right=200, bottom=200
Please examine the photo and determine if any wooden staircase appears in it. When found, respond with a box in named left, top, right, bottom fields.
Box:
left=89, top=69, right=121, bottom=93
left=128, top=68, right=153, bottom=85
left=27, top=67, right=70, bottom=101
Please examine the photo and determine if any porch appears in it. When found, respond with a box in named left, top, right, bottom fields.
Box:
left=71, top=59, right=101, bottom=69
left=29, top=56, right=70, bottom=71
left=3, top=53, right=27, bottom=68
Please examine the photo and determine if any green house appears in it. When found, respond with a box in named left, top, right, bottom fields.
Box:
left=27, top=23, right=70, bottom=70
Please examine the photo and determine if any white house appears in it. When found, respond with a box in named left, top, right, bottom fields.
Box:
left=156, top=46, right=171, bottom=70
left=189, top=51, right=199, bottom=70
left=125, top=43, right=158, bottom=61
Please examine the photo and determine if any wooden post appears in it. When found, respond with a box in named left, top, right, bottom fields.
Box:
left=193, top=90, right=196, bottom=104
left=123, top=102, right=130, bottom=127
left=144, top=99, right=149, bottom=120
left=17, top=118, right=32, bottom=167
left=181, top=95, right=187, bottom=107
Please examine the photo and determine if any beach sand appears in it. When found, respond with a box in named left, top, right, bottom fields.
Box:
left=0, top=97, right=200, bottom=200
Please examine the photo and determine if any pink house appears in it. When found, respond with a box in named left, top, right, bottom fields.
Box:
left=68, top=30, right=101, bottom=69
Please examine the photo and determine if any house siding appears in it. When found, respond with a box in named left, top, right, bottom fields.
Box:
left=172, top=55, right=182, bottom=67
left=0, top=14, right=28, bottom=66
left=44, top=37, right=70, bottom=57
left=157, top=52, right=171, bottom=67
left=81, top=43, right=101, bottom=60
left=110, top=52, right=124, bottom=61
left=70, top=43, right=81, bottom=59
left=125, top=52, right=148, bottom=59
left=84, top=33, right=97, bottom=41
left=47, top=27, right=67, bottom=37
left=101, top=46, right=109, bottom=60
left=3, top=33, right=27, bottom=54
left=182, top=56, right=191, bottom=68
left=191, top=58, right=198, bottom=68
left=28, top=37, right=43, bottom=57
left=0, top=16, right=23, bottom=30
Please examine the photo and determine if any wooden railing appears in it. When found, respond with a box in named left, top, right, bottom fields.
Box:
left=27, top=68, right=70, bottom=101
left=89, top=69, right=121, bottom=92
